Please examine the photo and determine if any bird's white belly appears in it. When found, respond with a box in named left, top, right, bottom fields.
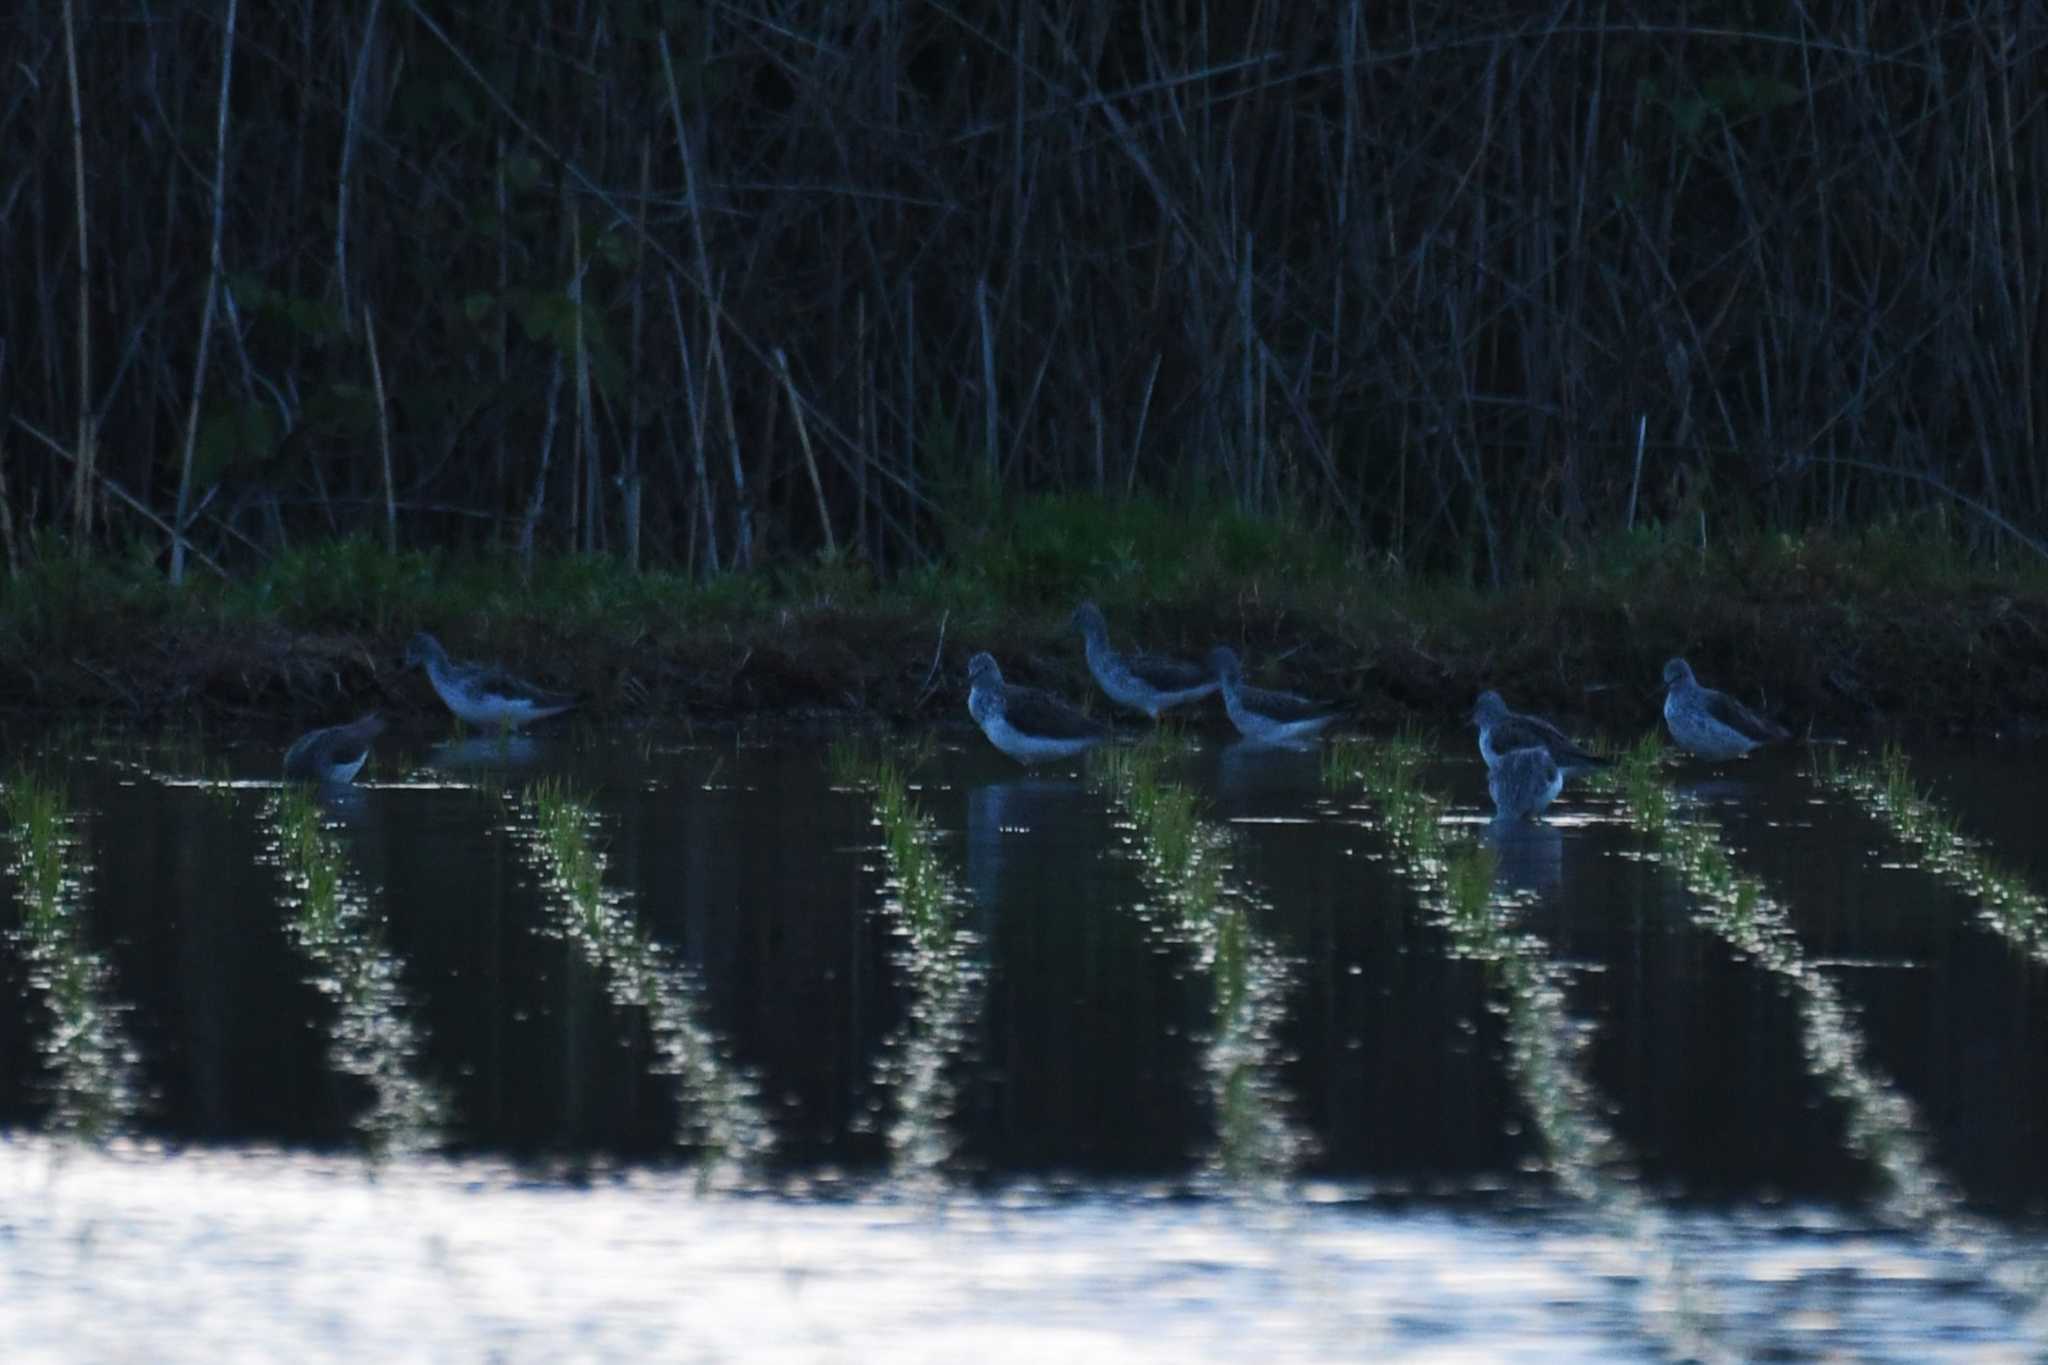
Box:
left=984, top=715, right=1097, bottom=763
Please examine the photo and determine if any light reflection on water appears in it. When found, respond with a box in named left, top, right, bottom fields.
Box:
left=3, top=728, right=2048, bottom=1355
left=263, top=789, right=447, bottom=1155
left=841, top=756, right=986, bottom=1182
left=0, top=1140, right=2038, bottom=1362
left=518, top=786, right=771, bottom=1176
left=2, top=775, right=139, bottom=1139
left=1092, top=742, right=1311, bottom=1187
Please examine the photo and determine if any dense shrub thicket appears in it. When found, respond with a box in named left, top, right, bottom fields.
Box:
left=2, top=1, right=2044, bottom=584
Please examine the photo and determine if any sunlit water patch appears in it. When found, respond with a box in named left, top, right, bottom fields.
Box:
left=1093, top=737, right=1311, bottom=1188
left=1, top=1141, right=2040, bottom=1362
left=263, top=786, right=446, bottom=1154
left=1601, top=741, right=2048, bottom=1319
left=1812, top=745, right=2048, bottom=966
left=1322, top=736, right=1717, bottom=1356
left=2, top=727, right=2047, bottom=1355
left=830, top=742, right=987, bottom=1181
left=521, top=778, right=771, bottom=1177
left=2, top=772, right=140, bottom=1138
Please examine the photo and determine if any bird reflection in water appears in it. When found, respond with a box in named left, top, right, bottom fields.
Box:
left=965, top=775, right=1086, bottom=913
left=1482, top=814, right=1564, bottom=898
left=426, top=734, right=545, bottom=775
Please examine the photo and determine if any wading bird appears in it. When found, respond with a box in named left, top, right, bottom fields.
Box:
left=1206, top=646, right=1341, bottom=746
left=404, top=633, right=577, bottom=731
left=1071, top=601, right=1219, bottom=720
left=966, top=652, right=1109, bottom=764
left=1487, top=744, right=1564, bottom=822
left=1661, top=657, right=1791, bottom=759
left=283, top=713, right=386, bottom=785
left=1470, top=690, right=1610, bottom=778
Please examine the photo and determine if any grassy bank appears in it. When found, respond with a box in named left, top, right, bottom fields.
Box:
left=2, top=498, right=2045, bottom=738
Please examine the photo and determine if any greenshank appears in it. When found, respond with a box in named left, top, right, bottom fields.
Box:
left=966, top=652, right=1109, bottom=764
left=1071, top=601, right=1218, bottom=719
left=1205, top=646, right=1340, bottom=745
left=1661, top=657, right=1791, bottom=758
left=1487, top=744, right=1564, bottom=821
left=283, top=713, right=386, bottom=785
left=1470, top=690, right=1610, bottom=776
left=404, top=632, right=577, bottom=730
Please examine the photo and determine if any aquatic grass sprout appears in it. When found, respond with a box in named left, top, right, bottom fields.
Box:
left=1094, top=735, right=1218, bottom=908
left=1817, top=745, right=2048, bottom=966
left=521, top=778, right=772, bottom=1178
left=1444, top=842, right=1499, bottom=926
left=824, top=736, right=866, bottom=789
left=1604, top=735, right=1673, bottom=833
left=1604, top=762, right=1983, bottom=1242
left=2, top=770, right=140, bottom=1141
left=266, top=786, right=446, bottom=1156
left=1323, top=740, right=1723, bottom=1357
left=832, top=743, right=985, bottom=1180
left=1091, top=735, right=1310, bottom=1190
left=529, top=778, right=609, bottom=931
left=274, top=786, right=344, bottom=929
left=5, top=771, right=70, bottom=919
left=1326, top=740, right=1635, bottom=1187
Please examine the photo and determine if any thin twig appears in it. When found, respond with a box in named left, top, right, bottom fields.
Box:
left=12, top=417, right=227, bottom=578
left=364, top=303, right=396, bottom=553
left=774, top=347, right=836, bottom=556
left=916, top=610, right=949, bottom=708
left=60, top=0, right=93, bottom=548
left=171, top=0, right=237, bottom=586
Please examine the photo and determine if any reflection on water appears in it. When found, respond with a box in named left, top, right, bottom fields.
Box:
left=1482, top=815, right=1564, bottom=897
left=263, top=788, right=445, bottom=1154
left=521, top=781, right=769, bottom=1176
left=1609, top=751, right=2048, bottom=1325
left=2, top=774, right=139, bottom=1138
left=2, top=727, right=2048, bottom=1356
left=1328, top=739, right=1713, bottom=1356
left=1214, top=736, right=1329, bottom=804
left=1094, top=740, right=1310, bottom=1187
left=1613, top=763, right=1960, bottom=1230
left=964, top=776, right=1076, bottom=912
left=6, top=1141, right=2041, bottom=1362
left=839, top=747, right=985, bottom=1181
left=1814, top=747, right=2048, bottom=967
left=425, top=734, right=545, bottom=776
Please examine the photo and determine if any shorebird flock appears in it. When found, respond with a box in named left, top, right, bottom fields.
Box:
left=283, top=606, right=1793, bottom=825
left=967, top=602, right=1793, bottom=821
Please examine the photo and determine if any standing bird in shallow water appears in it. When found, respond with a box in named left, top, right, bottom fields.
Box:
left=1206, top=646, right=1341, bottom=746
left=1487, top=744, right=1564, bottom=822
left=966, top=652, right=1109, bottom=764
left=1661, top=657, right=1791, bottom=759
left=1470, top=690, right=1610, bottom=778
left=404, top=632, right=577, bottom=731
left=1071, top=601, right=1218, bottom=720
left=283, top=713, right=386, bottom=785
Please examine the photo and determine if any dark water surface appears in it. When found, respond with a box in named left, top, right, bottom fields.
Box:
left=4, top=723, right=2047, bottom=1358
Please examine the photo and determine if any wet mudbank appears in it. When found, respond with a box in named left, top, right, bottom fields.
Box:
left=4, top=576, right=2044, bottom=743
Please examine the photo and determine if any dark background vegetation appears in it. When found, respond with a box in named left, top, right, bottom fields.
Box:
left=4, top=0, right=2047, bottom=588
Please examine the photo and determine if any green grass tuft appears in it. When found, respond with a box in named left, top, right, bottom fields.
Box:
left=520, top=777, right=770, bottom=1172
left=4, top=770, right=71, bottom=921
left=1090, top=729, right=1304, bottom=1184
left=528, top=777, right=609, bottom=933
left=1599, top=734, right=1672, bottom=833
left=1818, top=745, right=2048, bottom=962
left=3, top=768, right=139, bottom=1139
left=274, top=784, right=345, bottom=935
left=1445, top=843, right=1500, bottom=924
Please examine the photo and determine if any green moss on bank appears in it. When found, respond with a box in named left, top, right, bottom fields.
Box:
left=0, top=500, right=2044, bottom=736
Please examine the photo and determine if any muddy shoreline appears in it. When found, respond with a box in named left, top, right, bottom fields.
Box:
left=6, top=582, right=2045, bottom=744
